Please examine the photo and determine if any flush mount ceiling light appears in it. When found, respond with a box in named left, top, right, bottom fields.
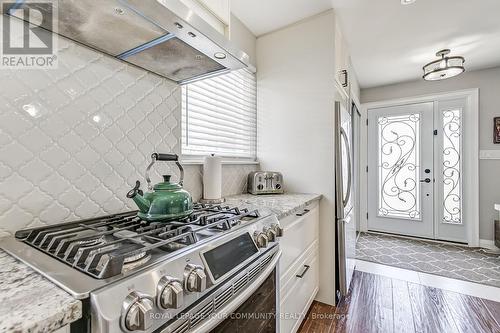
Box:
left=401, top=0, right=417, bottom=5
left=423, top=49, right=465, bottom=81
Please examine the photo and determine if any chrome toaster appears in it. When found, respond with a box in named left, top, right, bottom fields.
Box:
left=248, top=171, right=284, bottom=195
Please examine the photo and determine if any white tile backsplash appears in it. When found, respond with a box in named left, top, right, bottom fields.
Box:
left=183, top=164, right=259, bottom=202
left=0, top=32, right=256, bottom=236
left=0, top=34, right=180, bottom=236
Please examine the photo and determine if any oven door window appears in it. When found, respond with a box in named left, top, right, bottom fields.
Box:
left=203, top=233, right=259, bottom=280
left=211, top=268, right=276, bottom=332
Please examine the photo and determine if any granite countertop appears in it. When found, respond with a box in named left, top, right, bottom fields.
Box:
left=0, top=249, right=82, bottom=333
left=224, top=193, right=321, bottom=219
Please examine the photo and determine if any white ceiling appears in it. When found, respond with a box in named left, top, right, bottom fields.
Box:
left=231, top=0, right=333, bottom=37
left=231, top=0, right=500, bottom=88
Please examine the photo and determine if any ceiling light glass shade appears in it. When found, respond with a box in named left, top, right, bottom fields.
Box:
left=401, top=0, right=417, bottom=5
left=423, top=49, right=465, bottom=81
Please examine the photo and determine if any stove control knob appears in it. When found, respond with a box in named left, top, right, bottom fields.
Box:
left=157, top=277, right=184, bottom=309
left=184, top=264, right=207, bottom=293
left=271, top=223, right=284, bottom=237
left=123, top=292, right=154, bottom=331
left=254, top=231, right=269, bottom=248
left=264, top=227, right=277, bottom=242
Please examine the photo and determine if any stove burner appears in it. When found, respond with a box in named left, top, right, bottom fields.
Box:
left=122, top=254, right=151, bottom=273
left=73, top=236, right=105, bottom=247
left=123, top=250, right=148, bottom=264
left=16, top=205, right=260, bottom=279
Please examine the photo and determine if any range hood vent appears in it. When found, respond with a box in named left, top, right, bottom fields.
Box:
left=4, top=0, right=250, bottom=83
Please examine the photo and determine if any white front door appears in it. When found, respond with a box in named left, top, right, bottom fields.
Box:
left=367, top=99, right=467, bottom=242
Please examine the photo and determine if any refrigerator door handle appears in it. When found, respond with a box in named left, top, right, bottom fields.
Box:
left=340, top=127, right=352, bottom=208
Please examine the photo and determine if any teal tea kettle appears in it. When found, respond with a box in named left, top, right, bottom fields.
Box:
left=127, top=153, right=193, bottom=221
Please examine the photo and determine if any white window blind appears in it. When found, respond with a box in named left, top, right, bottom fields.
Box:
left=181, top=69, right=257, bottom=159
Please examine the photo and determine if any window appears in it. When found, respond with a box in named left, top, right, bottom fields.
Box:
left=181, top=69, right=257, bottom=159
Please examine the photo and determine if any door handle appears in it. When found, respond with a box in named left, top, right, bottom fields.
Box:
left=420, top=178, right=431, bottom=183
left=340, top=128, right=352, bottom=208
left=296, top=265, right=310, bottom=278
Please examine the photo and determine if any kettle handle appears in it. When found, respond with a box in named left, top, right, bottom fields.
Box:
left=145, top=153, right=185, bottom=190
left=152, top=153, right=178, bottom=161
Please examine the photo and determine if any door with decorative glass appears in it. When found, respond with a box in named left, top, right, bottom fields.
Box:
left=367, top=99, right=466, bottom=242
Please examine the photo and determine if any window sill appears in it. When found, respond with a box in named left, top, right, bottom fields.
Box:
left=181, top=158, right=260, bottom=166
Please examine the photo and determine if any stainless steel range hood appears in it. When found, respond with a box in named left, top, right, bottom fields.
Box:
left=4, top=0, right=250, bottom=83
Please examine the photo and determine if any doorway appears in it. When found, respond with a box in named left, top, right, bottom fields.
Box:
left=366, top=96, right=473, bottom=244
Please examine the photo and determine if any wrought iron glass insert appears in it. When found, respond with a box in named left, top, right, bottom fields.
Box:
left=442, top=109, right=462, bottom=224
left=378, top=114, right=421, bottom=220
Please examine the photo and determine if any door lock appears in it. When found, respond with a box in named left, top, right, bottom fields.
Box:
left=424, top=169, right=431, bottom=174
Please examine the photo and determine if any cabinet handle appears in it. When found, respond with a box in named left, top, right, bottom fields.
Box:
left=296, top=209, right=310, bottom=217
left=296, top=265, right=310, bottom=278
left=340, top=69, right=348, bottom=88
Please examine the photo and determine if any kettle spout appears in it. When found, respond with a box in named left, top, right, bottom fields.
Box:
left=131, top=194, right=150, bottom=213
left=126, top=181, right=150, bottom=213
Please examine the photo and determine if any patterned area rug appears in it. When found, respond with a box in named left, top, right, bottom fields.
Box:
left=356, top=232, right=500, bottom=288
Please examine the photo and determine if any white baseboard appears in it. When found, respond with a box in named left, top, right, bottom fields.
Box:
left=479, top=239, right=500, bottom=252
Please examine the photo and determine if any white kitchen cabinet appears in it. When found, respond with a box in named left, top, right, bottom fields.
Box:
left=279, top=201, right=320, bottom=333
left=334, top=21, right=350, bottom=96
left=348, top=58, right=361, bottom=105
left=52, top=326, right=70, bottom=333
left=179, top=0, right=229, bottom=36
left=197, top=0, right=230, bottom=25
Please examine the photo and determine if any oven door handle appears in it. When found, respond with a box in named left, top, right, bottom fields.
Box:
left=190, top=249, right=282, bottom=333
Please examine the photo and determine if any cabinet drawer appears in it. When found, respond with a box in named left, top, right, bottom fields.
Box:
left=279, top=201, right=319, bottom=277
left=279, top=246, right=319, bottom=333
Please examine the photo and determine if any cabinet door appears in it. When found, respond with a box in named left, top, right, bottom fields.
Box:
left=334, top=24, right=349, bottom=93
left=179, top=0, right=228, bottom=35
left=280, top=244, right=319, bottom=333
left=334, top=25, right=343, bottom=76
left=53, top=326, right=70, bottom=333
left=279, top=202, right=319, bottom=279
left=198, top=0, right=230, bottom=25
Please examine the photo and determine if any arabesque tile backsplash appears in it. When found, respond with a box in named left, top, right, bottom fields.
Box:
left=0, top=32, right=256, bottom=237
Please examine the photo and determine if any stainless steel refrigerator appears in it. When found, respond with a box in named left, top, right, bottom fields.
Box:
left=335, top=98, right=358, bottom=302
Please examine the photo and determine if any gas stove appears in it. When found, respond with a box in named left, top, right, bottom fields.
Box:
left=1, top=204, right=282, bottom=333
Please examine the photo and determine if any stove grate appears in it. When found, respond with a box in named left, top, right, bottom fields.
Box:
left=15, top=205, right=259, bottom=279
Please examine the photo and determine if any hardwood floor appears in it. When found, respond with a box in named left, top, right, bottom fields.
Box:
left=298, top=270, right=500, bottom=333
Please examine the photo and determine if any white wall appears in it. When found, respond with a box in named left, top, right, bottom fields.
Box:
left=361, top=66, right=500, bottom=241
left=257, top=10, right=337, bottom=305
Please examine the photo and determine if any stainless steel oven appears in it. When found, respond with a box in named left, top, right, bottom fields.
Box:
left=1, top=204, right=283, bottom=333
